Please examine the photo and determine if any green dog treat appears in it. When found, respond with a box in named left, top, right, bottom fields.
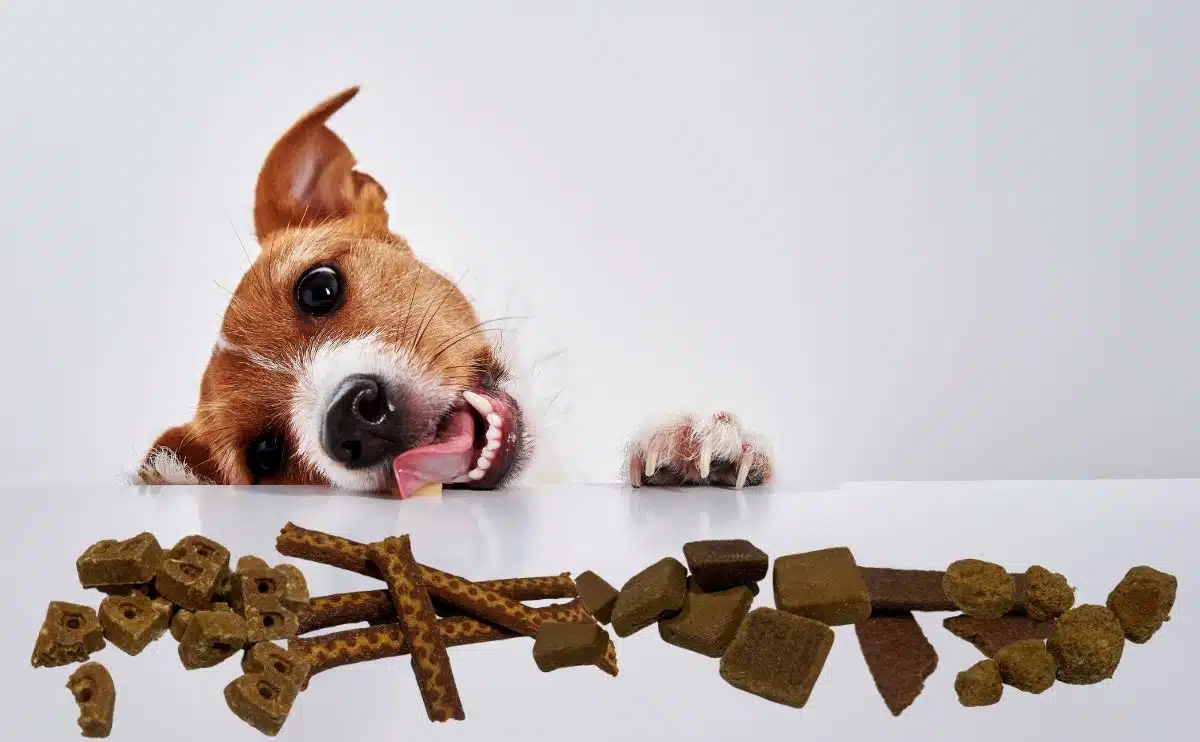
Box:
left=610, top=558, right=688, bottom=637
left=98, top=594, right=171, bottom=656
left=179, top=610, right=248, bottom=669
left=274, top=564, right=310, bottom=613
left=156, top=556, right=221, bottom=611
left=67, top=662, right=116, bottom=738
left=575, top=571, right=619, bottom=625
left=244, top=598, right=300, bottom=644
left=1046, top=605, right=1125, bottom=684
left=682, top=539, right=769, bottom=591
left=1106, top=566, right=1178, bottom=644
left=994, top=639, right=1056, bottom=694
left=1023, top=566, right=1075, bottom=621
left=773, top=547, right=871, bottom=626
left=955, top=659, right=1002, bottom=707
left=659, top=584, right=754, bottom=657
left=76, top=533, right=163, bottom=589
left=225, top=642, right=310, bottom=736
left=943, top=559, right=1016, bottom=619
left=719, top=607, right=834, bottom=708
left=533, top=622, right=610, bottom=672
left=32, top=602, right=106, bottom=668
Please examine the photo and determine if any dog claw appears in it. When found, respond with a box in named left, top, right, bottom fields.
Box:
left=644, top=450, right=658, bottom=477
left=630, top=453, right=644, bottom=488
left=699, top=441, right=713, bottom=479
left=735, top=452, right=752, bottom=489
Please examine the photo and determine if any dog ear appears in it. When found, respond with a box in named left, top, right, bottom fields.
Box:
left=253, top=86, right=390, bottom=242
left=138, top=424, right=223, bottom=485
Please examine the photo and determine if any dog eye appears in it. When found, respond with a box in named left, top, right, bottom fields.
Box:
left=294, top=266, right=343, bottom=317
left=246, top=432, right=286, bottom=479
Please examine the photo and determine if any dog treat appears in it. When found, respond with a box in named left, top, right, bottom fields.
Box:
left=179, top=609, right=248, bottom=669
left=944, top=614, right=1056, bottom=657
left=773, top=547, right=871, bottom=626
left=168, top=535, right=231, bottom=570
left=225, top=642, right=310, bottom=737
left=66, top=662, right=115, bottom=738
left=76, top=533, right=163, bottom=588
left=237, top=556, right=270, bottom=572
left=32, top=602, right=106, bottom=668
left=369, top=536, right=465, bottom=723
left=855, top=611, right=939, bottom=716
left=659, top=584, right=754, bottom=657
left=955, top=659, right=1002, bottom=707
left=94, top=583, right=154, bottom=598
left=244, top=598, right=300, bottom=644
left=862, top=567, right=1029, bottom=613
left=1023, top=566, right=1075, bottom=621
left=994, top=638, right=1056, bottom=693
left=231, top=565, right=287, bottom=613
left=533, top=622, right=610, bottom=671
left=98, top=594, right=171, bottom=655
left=170, top=603, right=231, bottom=641
left=1046, top=604, right=1125, bottom=685
left=719, top=607, right=834, bottom=708
left=943, top=560, right=1016, bottom=619
left=610, top=557, right=688, bottom=637
left=682, top=539, right=769, bottom=591
left=1106, top=565, right=1177, bottom=643
left=574, top=571, right=619, bottom=625
left=274, top=564, right=310, bottom=613
left=156, top=556, right=222, bottom=612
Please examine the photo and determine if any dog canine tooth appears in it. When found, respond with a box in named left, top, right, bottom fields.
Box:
left=462, top=390, right=494, bottom=416
left=735, top=452, right=753, bottom=489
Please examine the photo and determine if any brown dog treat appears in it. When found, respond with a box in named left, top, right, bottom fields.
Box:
left=169, top=609, right=193, bottom=642
left=533, top=622, right=610, bottom=671
left=1023, top=566, right=1075, bottom=621
left=1106, top=566, right=1178, bottom=643
left=855, top=611, right=939, bottom=716
left=682, top=539, right=769, bottom=591
left=773, top=547, right=871, bottom=626
left=659, top=585, right=754, bottom=657
left=955, top=659, right=1002, bottom=707
left=994, top=638, right=1056, bottom=693
left=98, top=594, right=171, bottom=656
left=369, top=536, right=465, bottom=723
left=610, top=558, right=688, bottom=637
left=944, top=614, right=1056, bottom=657
left=66, top=662, right=115, bottom=738
left=230, top=565, right=288, bottom=614
left=237, top=555, right=270, bottom=572
left=94, top=583, right=153, bottom=598
left=179, top=609, right=248, bottom=669
left=719, top=607, right=834, bottom=708
left=862, top=567, right=1029, bottom=613
left=76, top=533, right=163, bottom=588
left=1046, top=604, right=1125, bottom=684
left=296, top=590, right=394, bottom=634
left=32, top=602, right=106, bottom=668
left=244, top=598, right=300, bottom=644
left=574, top=571, right=619, bottom=624
left=168, top=535, right=231, bottom=569
left=224, top=643, right=310, bottom=737
left=274, top=564, right=310, bottom=612
left=943, top=560, right=1016, bottom=619
left=156, top=556, right=221, bottom=611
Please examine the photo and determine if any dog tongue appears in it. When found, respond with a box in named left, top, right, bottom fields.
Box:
left=391, top=408, right=476, bottom=498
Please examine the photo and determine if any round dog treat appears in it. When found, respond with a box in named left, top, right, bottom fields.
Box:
left=994, top=639, right=1056, bottom=694
left=943, top=559, right=1016, bottom=619
left=1046, top=605, right=1125, bottom=685
left=955, top=659, right=1002, bottom=707
left=1023, top=566, right=1075, bottom=621
left=1106, top=566, right=1177, bottom=644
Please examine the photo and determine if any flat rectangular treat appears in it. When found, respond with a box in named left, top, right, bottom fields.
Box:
left=574, top=571, right=619, bottom=625
left=719, top=607, right=834, bottom=708
left=610, top=558, right=688, bottom=637
left=98, top=594, right=172, bottom=656
left=67, top=662, right=116, bottom=738
left=77, top=533, right=163, bottom=588
left=32, top=602, right=106, bottom=668
left=774, top=547, right=871, bottom=625
left=533, top=622, right=610, bottom=671
left=855, top=611, right=939, bottom=716
left=862, top=568, right=1029, bottom=613
left=659, top=584, right=754, bottom=657
left=943, top=613, right=1056, bottom=657
left=682, top=539, right=769, bottom=591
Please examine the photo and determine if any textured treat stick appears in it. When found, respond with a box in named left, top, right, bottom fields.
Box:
left=944, top=614, right=1057, bottom=657
left=861, top=567, right=1029, bottom=613
left=368, top=536, right=465, bottom=723
left=855, top=612, right=939, bottom=716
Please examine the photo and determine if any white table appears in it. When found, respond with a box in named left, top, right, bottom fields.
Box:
left=4, top=481, right=1194, bottom=741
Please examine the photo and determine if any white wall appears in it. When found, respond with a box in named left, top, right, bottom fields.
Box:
left=1, top=1, right=1196, bottom=487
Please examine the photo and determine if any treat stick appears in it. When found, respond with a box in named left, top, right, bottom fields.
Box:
left=369, top=536, right=465, bottom=722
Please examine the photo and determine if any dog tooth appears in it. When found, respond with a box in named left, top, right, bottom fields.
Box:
left=735, top=452, right=753, bottom=489
left=486, top=413, right=502, bottom=427
left=468, top=469, right=485, bottom=481
left=476, top=456, right=491, bottom=470
left=486, top=426, right=502, bottom=441
left=485, top=440, right=500, bottom=452
left=482, top=448, right=496, bottom=460
left=462, top=390, right=494, bottom=416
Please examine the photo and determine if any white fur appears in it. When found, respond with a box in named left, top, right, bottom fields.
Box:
left=137, top=447, right=206, bottom=485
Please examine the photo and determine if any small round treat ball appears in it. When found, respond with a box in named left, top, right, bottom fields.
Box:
left=1046, top=605, right=1125, bottom=684
left=1023, top=566, right=1075, bottom=621
left=1106, top=566, right=1177, bottom=644
left=994, top=639, right=1056, bottom=693
left=943, top=559, right=1015, bottom=619
left=955, top=659, right=1003, bottom=707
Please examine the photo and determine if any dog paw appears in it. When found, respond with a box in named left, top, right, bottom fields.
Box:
left=627, top=411, right=772, bottom=489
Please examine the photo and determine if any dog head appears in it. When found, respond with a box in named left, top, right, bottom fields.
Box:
left=139, top=88, right=529, bottom=494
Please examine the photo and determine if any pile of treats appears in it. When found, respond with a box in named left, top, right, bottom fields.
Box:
left=30, top=528, right=1179, bottom=737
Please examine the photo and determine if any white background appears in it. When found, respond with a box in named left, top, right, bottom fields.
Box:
left=0, top=1, right=1196, bottom=487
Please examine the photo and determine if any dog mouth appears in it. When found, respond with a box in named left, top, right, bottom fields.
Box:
left=389, top=388, right=520, bottom=498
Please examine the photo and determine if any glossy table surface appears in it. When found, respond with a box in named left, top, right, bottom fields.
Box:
left=3, top=481, right=1194, bottom=741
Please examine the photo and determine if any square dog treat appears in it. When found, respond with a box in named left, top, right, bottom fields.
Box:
left=774, top=547, right=871, bottom=626
left=67, top=662, right=116, bottom=738
left=575, top=571, right=619, bottom=625
left=230, top=565, right=287, bottom=613
left=855, top=612, right=939, bottom=716
left=274, top=564, right=310, bottom=613
left=244, top=598, right=300, bottom=644
left=533, top=622, right=610, bottom=671
left=157, top=556, right=222, bottom=611
left=225, top=642, right=310, bottom=736
left=168, top=535, right=231, bottom=571
left=77, top=533, right=163, bottom=588
left=719, top=607, right=834, bottom=708
left=98, top=593, right=172, bottom=656
left=682, top=539, right=769, bottom=591
left=610, top=558, right=688, bottom=637
left=179, top=609, right=248, bottom=669
left=32, top=602, right=106, bottom=668
left=659, top=584, right=754, bottom=657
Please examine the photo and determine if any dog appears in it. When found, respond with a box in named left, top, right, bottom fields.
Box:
left=137, top=87, right=773, bottom=496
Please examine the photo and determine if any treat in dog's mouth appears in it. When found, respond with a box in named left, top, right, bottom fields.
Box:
left=391, top=389, right=520, bottom=498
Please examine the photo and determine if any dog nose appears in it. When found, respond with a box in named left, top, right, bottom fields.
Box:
left=322, top=375, right=401, bottom=468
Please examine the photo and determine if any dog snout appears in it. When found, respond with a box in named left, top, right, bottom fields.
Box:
left=322, top=374, right=401, bottom=469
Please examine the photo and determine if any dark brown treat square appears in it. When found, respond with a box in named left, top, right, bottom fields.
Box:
left=230, top=565, right=287, bottom=613
left=533, top=622, right=610, bottom=671
left=855, top=611, right=939, bottom=716
left=225, top=643, right=310, bottom=736
left=98, top=593, right=172, bottom=656
left=683, top=539, right=769, bottom=591
left=179, top=609, right=247, bottom=669
left=862, top=568, right=958, bottom=612
left=719, top=607, right=834, bottom=708
left=773, top=547, right=871, bottom=626
left=244, top=597, right=300, bottom=643
left=944, top=613, right=1056, bottom=657
left=168, top=535, right=231, bottom=571
left=67, top=662, right=116, bottom=738
left=659, top=584, right=754, bottom=657
left=274, top=564, right=310, bottom=613
left=31, top=602, right=106, bottom=668
left=156, top=556, right=221, bottom=611
left=610, top=557, right=688, bottom=637
left=77, top=533, right=163, bottom=588
left=575, top=571, right=619, bottom=625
